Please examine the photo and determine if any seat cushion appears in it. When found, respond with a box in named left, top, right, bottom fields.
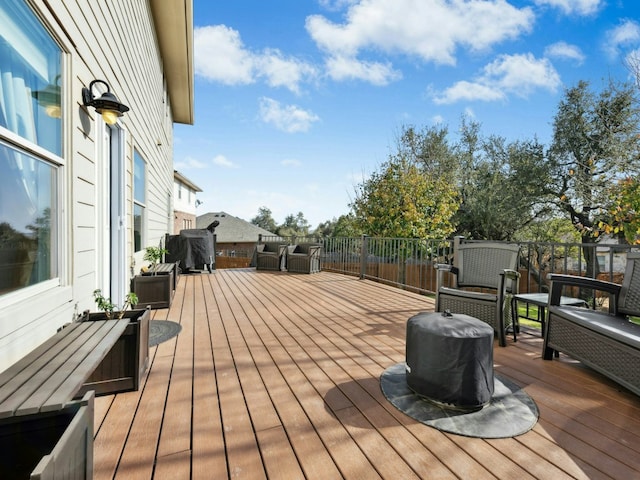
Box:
left=439, top=286, right=498, bottom=303
left=549, top=305, right=640, bottom=349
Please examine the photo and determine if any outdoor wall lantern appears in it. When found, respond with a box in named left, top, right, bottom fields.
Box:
left=82, top=79, right=129, bottom=125
left=32, top=75, right=61, bottom=118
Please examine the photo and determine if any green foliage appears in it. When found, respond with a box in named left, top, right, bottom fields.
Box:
left=350, top=152, right=459, bottom=239
left=548, top=80, right=640, bottom=241
left=599, top=177, right=640, bottom=244
left=313, top=213, right=363, bottom=237
left=514, top=217, right=580, bottom=244
left=144, top=246, right=168, bottom=273
left=251, top=207, right=277, bottom=233
left=92, top=289, right=138, bottom=320
left=277, top=212, right=310, bottom=237
left=454, top=128, right=552, bottom=241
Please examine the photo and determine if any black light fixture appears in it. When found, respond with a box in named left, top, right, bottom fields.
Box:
left=82, top=79, right=129, bottom=125
left=32, top=75, right=61, bottom=118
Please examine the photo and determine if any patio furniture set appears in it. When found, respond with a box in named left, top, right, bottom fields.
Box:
left=430, top=242, right=640, bottom=398
left=255, top=241, right=322, bottom=274
left=544, top=252, right=640, bottom=396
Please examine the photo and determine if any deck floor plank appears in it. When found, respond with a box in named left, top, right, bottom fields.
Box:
left=156, top=275, right=194, bottom=461
left=205, top=273, right=268, bottom=480
left=217, top=271, right=348, bottom=480
left=92, top=269, right=640, bottom=479
left=191, top=275, right=229, bottom=479
left=226, top=273, right=385, bottom=479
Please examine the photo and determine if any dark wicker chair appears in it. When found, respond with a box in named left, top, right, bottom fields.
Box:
left=544, top=252, right=640, bottom=396
left=435, top=243, right=520, bottom=347
left=255, top=242, right=287, bottom=271
left=286, top=243, right=322, bottom=274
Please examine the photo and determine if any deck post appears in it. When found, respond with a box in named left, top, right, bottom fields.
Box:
left=360, top=235, right=369, bottom=280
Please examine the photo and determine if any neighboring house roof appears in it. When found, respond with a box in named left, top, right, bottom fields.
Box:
left=197, top=212, right=275, bottom=243
left=174, top=170, right=202, bottom=192
left=150, top=0, right=194, bottom=125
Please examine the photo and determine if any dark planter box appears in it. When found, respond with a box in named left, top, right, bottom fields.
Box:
left=79, top=308, right=150, bottom=395
left=132, top=271, right=174, bottom=309
left=0, top=392, right=94, bottom=479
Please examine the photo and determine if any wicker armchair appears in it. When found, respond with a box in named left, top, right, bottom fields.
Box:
left=544, top=252, right=640, bottom=395
left=435, top=243, right=520, bottom=347
left=286, top=243, right=322, bottom=274
left=256, top=242, right=287, bottom=271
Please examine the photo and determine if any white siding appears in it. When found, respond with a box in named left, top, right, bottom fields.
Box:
left=174, top=180, right=198, bottom=216
left=0, top=0, right=186, bottom=371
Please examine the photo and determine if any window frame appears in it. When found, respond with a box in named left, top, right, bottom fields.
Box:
left=0, top=0, right=68, bottom=303
left=133, top=149, right=147, bottom=253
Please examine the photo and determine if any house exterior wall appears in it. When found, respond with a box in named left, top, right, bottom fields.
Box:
left=0, top=0, right=190, bottom=372
left=172, top=173, right=201, bottom=233
left=174, top=210, right=196, bottom=233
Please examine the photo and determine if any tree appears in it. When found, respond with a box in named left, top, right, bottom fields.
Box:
left=350, top=128, right=459, bottom=239
left=400, top=124, right=458, bottom=182
left=454, top=131, right=552, bottom=241
left=313, top=214, right=363, bottom=237
left=625, top=49, right=640, bottom=90
left=277, top=212, right=310, bottom=237
left=599, top=177, right=640, bottom=244
left=547, top=80, right=640, bottom=274
left=251, top=206, right=277, bottom=233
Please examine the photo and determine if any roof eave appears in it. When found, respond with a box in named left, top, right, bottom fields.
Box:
left=174, top=170, right=202, bottom=192
left=150, top=0, right=194, bottom=125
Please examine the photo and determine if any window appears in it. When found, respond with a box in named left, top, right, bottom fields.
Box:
left=0, top=0, right=62, bottom=154
left=133, top=150, right=146, bottom=252
left=0, top=0, right=62, bottom=296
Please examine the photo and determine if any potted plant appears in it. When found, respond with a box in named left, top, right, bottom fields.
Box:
left=131, top=245, right=175, bottom=309
left=143, top=245, right=168, bottom=274
left=79, top=289, right=150, bottom=394
left=91, top=289, right=139, bottom=319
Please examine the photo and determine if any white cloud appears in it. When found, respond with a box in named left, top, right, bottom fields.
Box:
left=194, top=25, right=316, bottom=94
left=306, top=0, right=534, bottom=80
left=604, top=20, right=640, bottom=58
left=545, top=41, right=585, bottom=64
left=433, top=53, right=561, bottom=104
left=532, top=0, right=602, bottom=16
left=212, top=154, right=239, bottom=169
left=174, top=156, right=208, bottom=170
left=259, top=97, right=320, bottom=133
left=324, top=55, right=401, bottom=85
left=318, top=0, right=359, bottom=11
left=194, top=26, right=254, bottom=85
left=434, top=81, right=505, bottom=104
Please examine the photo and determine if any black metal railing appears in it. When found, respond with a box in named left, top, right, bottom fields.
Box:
left=258, top=234, right=640, bottom=298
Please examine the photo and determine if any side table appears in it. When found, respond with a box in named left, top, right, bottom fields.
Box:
left=511, top=292, right=586, bottom=338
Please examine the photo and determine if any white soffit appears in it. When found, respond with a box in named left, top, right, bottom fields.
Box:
left=150, top=0, right=194, bottom=125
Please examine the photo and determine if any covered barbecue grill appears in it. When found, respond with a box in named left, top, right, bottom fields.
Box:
left=164, top=222, right=218, bottom=273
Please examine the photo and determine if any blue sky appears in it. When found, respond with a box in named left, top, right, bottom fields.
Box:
left=174, top=0, right=640, bottom=228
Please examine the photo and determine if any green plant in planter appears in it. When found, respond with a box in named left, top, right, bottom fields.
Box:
left=92, top=289, right=139, bottom=320
left=143, top=246, right=168, bottom=274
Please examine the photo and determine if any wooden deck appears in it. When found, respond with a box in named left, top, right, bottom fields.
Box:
left=93, top=269, right=640, bottom=479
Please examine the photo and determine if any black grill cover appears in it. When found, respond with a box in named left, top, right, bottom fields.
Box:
left=165, top=229, right=215, bottom=272
left=405, top=312, right=494, bottom=409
